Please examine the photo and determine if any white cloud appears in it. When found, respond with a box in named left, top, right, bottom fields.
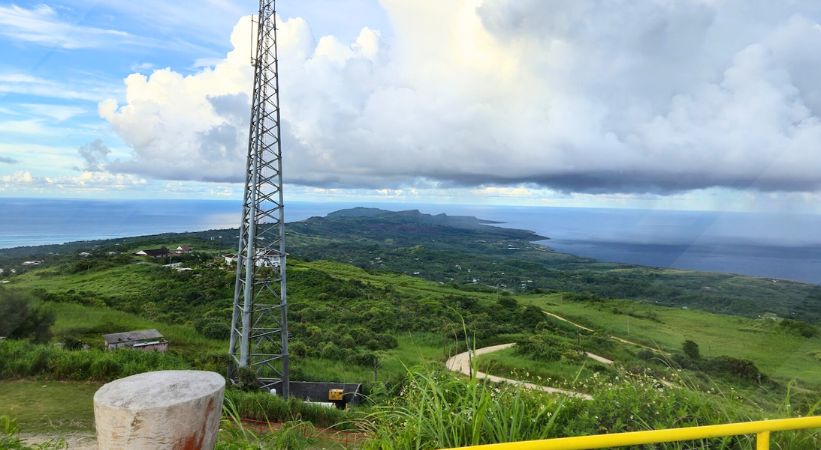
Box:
left=18, top=104, right=87, bottom=122
left=0, top=119, right=52, bottom=136
left=100, top=1, right=821, bottom=194
left=51, top=171, right=147, bottom=190
left=0, top=72, right=118, bottom=102
left=0, top=169, right=146, bottom=192
left=1, top=170, right=33, bottom=185
left=0, top=4, right=135, bottom=49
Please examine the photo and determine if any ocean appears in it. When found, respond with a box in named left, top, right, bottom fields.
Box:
left=2, top=198, right=821, bottom=284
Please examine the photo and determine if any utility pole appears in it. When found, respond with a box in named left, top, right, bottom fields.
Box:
left=228, top=0, right=289, bottom=399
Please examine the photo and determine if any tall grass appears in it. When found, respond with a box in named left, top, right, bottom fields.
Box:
left=359, top=367, right=820, bottom=450
left=216, top=398, right=320, bottom=450
left=224, top=389, right=356, bottom=430
left=360, top=370, right=565, bottom=449
left=0, top=339, right=193, bottom=381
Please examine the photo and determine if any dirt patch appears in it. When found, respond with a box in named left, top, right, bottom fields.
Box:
left=20, top=432, right=96, bottom=450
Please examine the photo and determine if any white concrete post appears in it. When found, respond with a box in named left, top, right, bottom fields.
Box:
left=93, top=370, right=225, bottom=450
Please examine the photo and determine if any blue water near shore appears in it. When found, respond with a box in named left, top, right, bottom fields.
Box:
left=2, top=198, right=821, bottom=284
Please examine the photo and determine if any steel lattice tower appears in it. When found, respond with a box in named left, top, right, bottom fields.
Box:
left=228, top=0, right=289, bottom=398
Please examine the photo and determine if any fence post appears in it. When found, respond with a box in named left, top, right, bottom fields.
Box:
left=94, top=370, right=225, bottom=450
left=756, top=431, right=770, bottom=450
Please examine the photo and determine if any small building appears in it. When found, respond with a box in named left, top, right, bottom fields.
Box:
left=163, top=262, right=192, bottom=272
left=222, top=252, right=283, bottom=268
left=103, top=329, right=168, bottom=352
left=135, top=248, right=169, bottom=258
left=256, top=250, right=282, bottom=269
left=21, top=260, right=43, bottom=266
left=79, top=252, right=92, bottom=257
left=175, top=245, right=192, bottom=254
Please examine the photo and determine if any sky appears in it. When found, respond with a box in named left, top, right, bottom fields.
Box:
left=2, top=0, right=821, bottom=212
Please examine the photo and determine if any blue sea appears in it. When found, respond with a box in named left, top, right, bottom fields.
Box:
left=3, top=198, right=821, bottom=284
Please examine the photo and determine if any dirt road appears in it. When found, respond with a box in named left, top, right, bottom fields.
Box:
left=445, top=344, right=593, bottom=400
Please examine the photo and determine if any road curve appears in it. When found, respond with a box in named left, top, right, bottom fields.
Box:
left=445, top=343, right=593, bottom=400
left=543, top=310, right=669, bottom=356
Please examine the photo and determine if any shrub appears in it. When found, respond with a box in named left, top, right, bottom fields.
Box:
left=682, top=340, right=700, bottom=359
left=703, top=356, right=767, bottom=383
left=0, top=290, right=55, bottom=342
left=515, top=333, right=571, bottom=362
left=778, top=319, right=818, bottom=338
left=90, top=357, right=122, bottom=381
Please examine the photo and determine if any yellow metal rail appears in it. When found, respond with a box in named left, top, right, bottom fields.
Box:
left=447, top=416, right=821, bottom=450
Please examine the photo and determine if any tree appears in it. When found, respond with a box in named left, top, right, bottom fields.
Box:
left=0, top=289, right=54, bottom=342
left=682, top=339, right=700, bottom=360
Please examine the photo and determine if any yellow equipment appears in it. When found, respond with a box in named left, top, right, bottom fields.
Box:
left=328, top=389, right=344, bottom=401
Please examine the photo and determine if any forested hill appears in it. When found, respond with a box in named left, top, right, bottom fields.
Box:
left=1, top=207, right=819, bottom=322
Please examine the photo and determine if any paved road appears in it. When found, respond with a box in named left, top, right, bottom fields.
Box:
left=445, top=343, right=593, bottom=400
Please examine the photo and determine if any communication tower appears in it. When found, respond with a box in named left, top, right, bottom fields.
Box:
left=228, top=0, right=289, bottom=398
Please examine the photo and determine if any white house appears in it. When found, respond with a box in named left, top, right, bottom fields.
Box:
left=222, top=251, right=283, bottom=268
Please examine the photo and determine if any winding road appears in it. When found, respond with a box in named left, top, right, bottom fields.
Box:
left=445, top=343, right=593, bottom=400
left=544, top=310, right=670, bottom=356
left=443, top=309, right=679, bottom=397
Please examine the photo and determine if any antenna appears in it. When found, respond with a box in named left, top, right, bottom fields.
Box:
left=228, top=0, right=289, bottom=398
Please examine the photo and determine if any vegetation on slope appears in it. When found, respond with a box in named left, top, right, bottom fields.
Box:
left=0, top=208, right=819, bottom=447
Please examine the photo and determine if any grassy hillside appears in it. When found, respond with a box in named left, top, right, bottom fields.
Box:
left=4, top=251, right=819, bottom=389
left=1, top=208, right=819, bottom=447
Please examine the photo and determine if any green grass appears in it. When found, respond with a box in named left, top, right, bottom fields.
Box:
left=11, top=263, right=164, bottom=300
left=519, top=294, right=821, bottom=387
left=49, top=302, right=224, bottom=354
left=294, top=332, right=453, bottom=384
left=476, top=347, right=611, bottom=390
left=0, top=380, right=99, bottom=433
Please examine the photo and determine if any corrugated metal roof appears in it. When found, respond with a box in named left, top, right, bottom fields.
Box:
left=103, top=329, right=164, bottom=344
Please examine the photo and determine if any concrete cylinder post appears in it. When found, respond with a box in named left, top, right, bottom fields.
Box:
left=94, top=370, right=225, bottom=450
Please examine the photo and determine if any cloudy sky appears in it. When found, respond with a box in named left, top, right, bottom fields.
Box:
left=2, top=0, right=821, bottom=211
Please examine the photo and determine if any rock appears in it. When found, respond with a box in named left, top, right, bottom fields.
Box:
left=94, top=370, right=225, bottom=450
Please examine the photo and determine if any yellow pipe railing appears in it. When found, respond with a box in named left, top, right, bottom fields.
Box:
left=446, top=416, right=821, bottom=450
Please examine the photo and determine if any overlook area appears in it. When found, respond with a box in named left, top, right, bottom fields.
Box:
left=3, top=0, right=821, bottom=448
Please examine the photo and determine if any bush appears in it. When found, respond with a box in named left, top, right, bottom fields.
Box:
left=682, top=339, right=700, bottom=359
left=703, top=356, right=767, bottom=383
left=515, top=333, right=572, bottom=362
left=0, top=290, right=55, bottom=342
left=778, top=319, right=818, bottom=338
left=90, top=357, right=122, bottom=381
